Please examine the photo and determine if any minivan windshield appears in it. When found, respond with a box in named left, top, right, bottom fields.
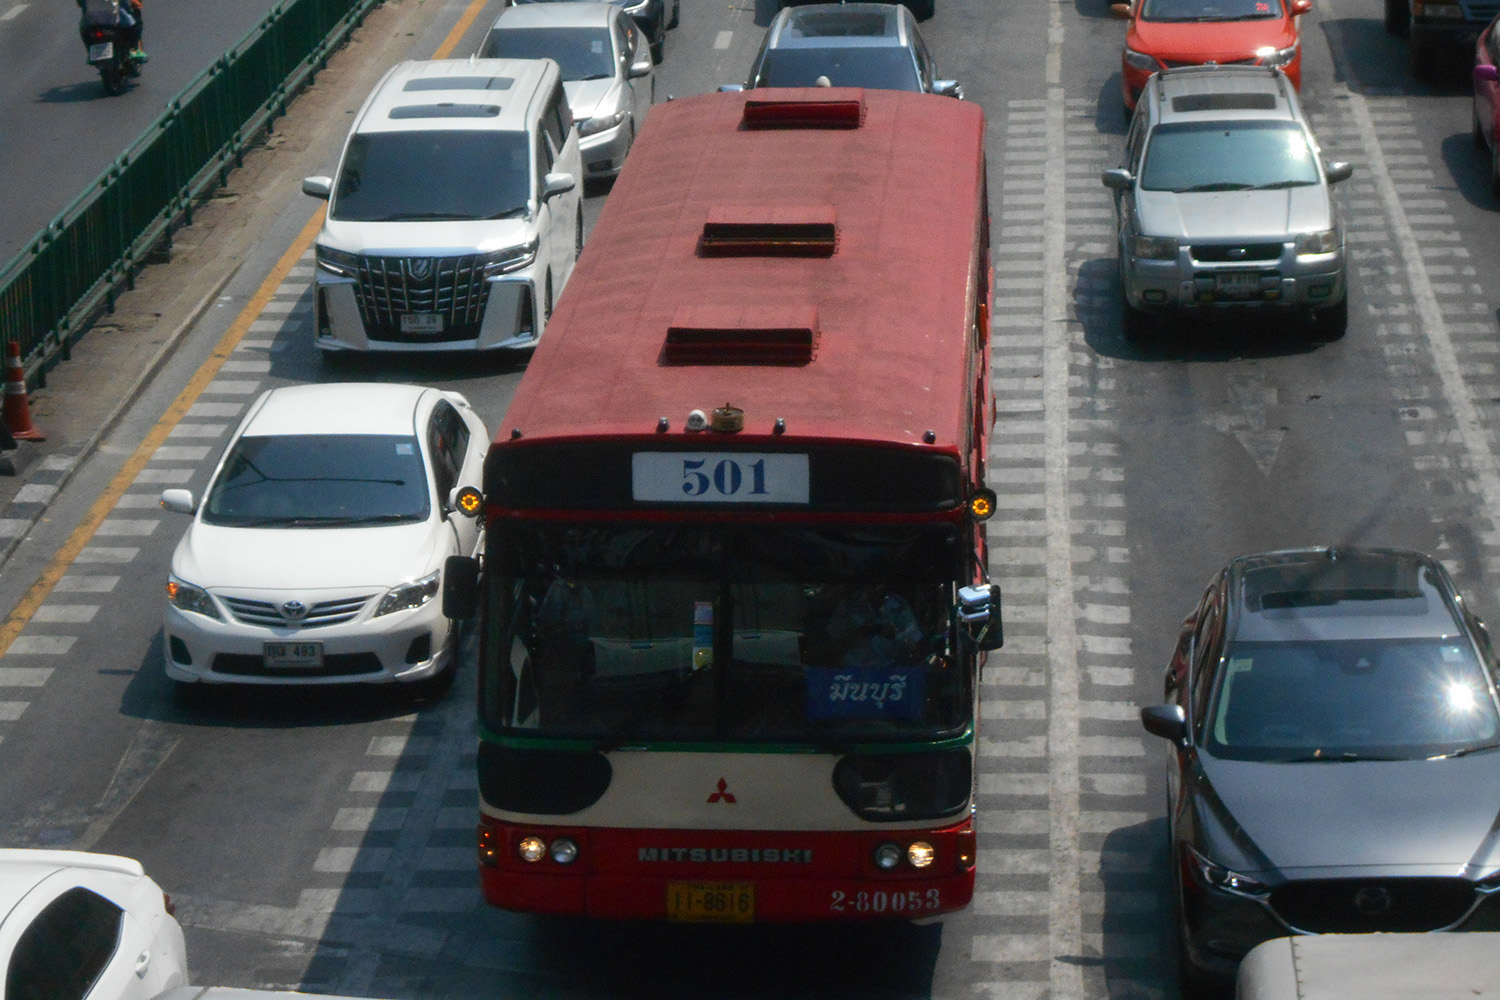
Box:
left=331, top=130, right=532, bottom=222
left=1140, top=120, right=1319, bottom=193
left=480, top=26, right=616, bottom=81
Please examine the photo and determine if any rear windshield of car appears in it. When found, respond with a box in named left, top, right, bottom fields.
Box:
left=331, top=130, right=532, bottom=223
left=1206, top=637, right=1500, bottom=762
left=1140, top=120, right=1320, bottom=193
left=479, top=26, right=615, bottom=81
left=203, top=434, right=430, bottom=527
left=1139, top=0, right=1283, bottom=20
left=756, top=46, right=922, bottom=91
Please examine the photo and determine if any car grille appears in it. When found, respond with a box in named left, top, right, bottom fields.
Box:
left=1270, top=878, right=1477, bottom=933
left=1162, top=57, right=1259, bottom=68
left=220, top=594, right=374, bottom=628
left=212, top=653, right=385, bottom=678
left=1191, top=243, right=1284, bottom=263
left=353, top=254, right=488, bottom=344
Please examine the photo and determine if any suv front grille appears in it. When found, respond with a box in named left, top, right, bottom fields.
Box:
left=221, top=594, right=374, bottom=628
left=1191, top=243, right=1284, bottom=263
left=354, top=254, right=489, bottom=343
left=1270, top=878, right=1476, bottom=933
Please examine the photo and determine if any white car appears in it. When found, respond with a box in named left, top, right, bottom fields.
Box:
left=161, top=383, right=487, bottom=694
left=478, top=3, right=654, bottom=180
left=0, top=849, right=188, bottom=1000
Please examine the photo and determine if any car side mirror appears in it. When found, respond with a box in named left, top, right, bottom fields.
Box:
left=718, top=83, right=745, bottom=93
left=542, top=172, right=576, bottom=201
left=1477, top=63, right=1499, bottom=82
left=159, top=488, right=196, bottom=514
left=301, top=176, right=332, bottom=200
left=1141, top=704, right=1188, bottom=743
left=1101, top=167, right=1133, bottom=190
left=443, top=555, right=481, bottom=620
left=1109, top=2, right=1132, bottom=17
left=629, top=56, right=652, bottom=78
left=1324, top=161, right=1353, bottom=184
left=933, top=79, right=964, bottom=99
left=1290, top=0, right=1312, bottom=12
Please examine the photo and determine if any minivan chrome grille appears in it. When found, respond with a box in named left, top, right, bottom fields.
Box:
left=353, top=254, right=488, bottom=342
left=221, top=594, right=375, bottom=628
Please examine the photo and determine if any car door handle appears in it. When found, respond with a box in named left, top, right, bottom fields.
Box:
left=135, top=950, right=151, bottom=976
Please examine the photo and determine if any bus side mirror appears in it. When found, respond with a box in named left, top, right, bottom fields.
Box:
left=444, top=555, right=481, bottom=620
left=958, top=583, right=1004, bottom=651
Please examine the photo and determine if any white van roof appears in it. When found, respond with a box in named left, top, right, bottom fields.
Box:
left=355, top=58, right=558, bottom=135
left=1238, top=934, right=1500, bottom=1000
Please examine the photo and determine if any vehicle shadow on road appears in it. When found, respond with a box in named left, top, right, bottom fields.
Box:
left=1095, top=817, right=1175, bottom=1000
left=1317, top=17, right=1470, bottom=96
left=1438, top=132, right=1500, bottom=211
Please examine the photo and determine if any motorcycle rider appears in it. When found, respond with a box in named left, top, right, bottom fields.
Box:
left=76, top=0, right=147, bottom=62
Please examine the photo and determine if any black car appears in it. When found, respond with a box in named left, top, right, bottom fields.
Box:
left=729, top=3, right=960, bottom=97
left=1143, top=547, right=1500, bottom=995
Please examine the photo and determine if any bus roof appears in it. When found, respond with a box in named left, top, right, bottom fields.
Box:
left=499, top=87, right=988, bottom=453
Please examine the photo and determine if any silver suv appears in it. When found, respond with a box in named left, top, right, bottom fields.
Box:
left=1102, top=65, right=1353, bottom=340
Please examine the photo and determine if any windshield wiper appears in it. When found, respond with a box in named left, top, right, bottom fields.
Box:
left=487, top=207, right=529, bottom=220
left=375, top=212, right=471, bottom=222
left=1283, top=751, right=1406, bottom=762
left=285, top=513, right=419, bottom=527
left=1432, top=741, right=1500, bottom=760
left=1253, top=179, right=1315, bottom=190
left=1177, top=182, right=1255, bottom=192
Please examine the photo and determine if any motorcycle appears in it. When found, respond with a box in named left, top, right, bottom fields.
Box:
left=78, top=0, right=141, bottom=96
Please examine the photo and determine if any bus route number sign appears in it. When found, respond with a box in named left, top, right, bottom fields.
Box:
left=632, top=452, right=809, bottom=504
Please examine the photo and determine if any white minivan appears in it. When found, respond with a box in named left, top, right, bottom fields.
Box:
left=302, top=58, right=583, bottom=357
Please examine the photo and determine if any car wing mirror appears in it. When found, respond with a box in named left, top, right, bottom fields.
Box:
left=1477, top=63, right=1500, bottom=82
left=718, top=83, right=745, bottom=93
left=1101, top=167, right=1134, bottom=190
left=542, top=172, right=577, bottom=201
left=1109, top=2, right=1132, bottom=17
left=159, top=488, right=196, bottom=514
left=443, top=555, right=481, bottom=620
left=933, top=79, right=964, bottom=99
left=301, top=176, right=332, bottom=200
left=629, top=56, right=652, bottom=77
left=1324, top=161, right=1353, bottom=184
left=1141, top=703, right=1188, bottom=743
left=1290, top=0, right=1312, bottom=12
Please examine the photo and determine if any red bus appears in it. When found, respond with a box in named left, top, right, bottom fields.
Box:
left=445, top=86, right=1000, bottom=923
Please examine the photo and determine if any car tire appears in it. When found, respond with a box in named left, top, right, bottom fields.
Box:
left=1475, top=101, right=1488, bottom=151
left=1385, top=0, right=1409, bottom=35
left=1491, top=143, right=1500, bottom=197
left=1411, top=40, right=1439, bottom=80
left=544, top=272, right=555, bottom=326
left=669, top=0, right=680, bottom=29
left=1312, top=297, right=1348, bottom=341
left=651, top=19, right=664, bottom=63
left=1122, top=302, right=1153, bottom=342
left=904, top=0, right=936, bottom=19
left=576, top=210, right=585, bottom=260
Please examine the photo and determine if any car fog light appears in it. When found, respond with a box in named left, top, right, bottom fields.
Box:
left=1143, top=290, right=1167, bottom=304
left=908, top=842, right=935, bottom=868
left=874, top=843, right=902, bottom=870
left=551, top=838, right=579, bottom=864
left=518, top=836, right=547, bottom=863
left=1308, top=284, right=1332, bottom=299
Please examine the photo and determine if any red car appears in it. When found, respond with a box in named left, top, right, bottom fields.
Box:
left=1115, top=0, right=1310, bottom=111
left=1473, top=13, right=1500, bottom=193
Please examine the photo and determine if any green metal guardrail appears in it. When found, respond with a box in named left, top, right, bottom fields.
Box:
left=0, top=0, right=384, bottom=386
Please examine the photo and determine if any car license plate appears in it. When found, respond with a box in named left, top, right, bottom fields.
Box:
left=666, top=881, right=754, bottom=923
left=1215, top=272, right=1261, bottom=296
left=263, top=641, right=323, bottom=669
left=399, top=313, right=444, bottom=335
left=88, top=41, right=113, bottom=61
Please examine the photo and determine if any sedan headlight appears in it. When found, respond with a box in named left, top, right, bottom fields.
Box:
left=1186, top=846, right=1270, bottom=897
left=315, top=244, right=360, bottom=278
left=1257, top=43, right=1299, bottom=68
left=579, top=109, right=630, bottom=137
left=1132, top=234, right=1179, bottom=260
left=1123, top=47, right=1161, bottom=72
left=166, top=577, right=223, bottom=621
left=374, top=570, right=441, bottom=618
left=481, top=239, right=540, bottom=277
left=1416, top=0, right=1465, bottom=18
left=1294, top=229, right=1339, bottom=255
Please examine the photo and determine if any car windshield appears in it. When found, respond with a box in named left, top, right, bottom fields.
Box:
left=755, top=46, right=923, bottom=91
left=1139, top=0, right=1283, bottom=20
left=1140, top=120, right=1319, bottom=192
left=1206, top=636, right=1500, bottom=761
left=331, top=130, right=532, bottom=222
left=479, top=26, right=616, bottom=80
left=202, top=434, right=430, bottom=527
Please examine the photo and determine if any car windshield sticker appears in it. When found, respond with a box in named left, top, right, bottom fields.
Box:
left=396, top=443, right=415, bottom=454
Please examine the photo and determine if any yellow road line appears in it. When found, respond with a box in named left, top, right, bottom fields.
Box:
left=0, top=0, right=493, bottom=659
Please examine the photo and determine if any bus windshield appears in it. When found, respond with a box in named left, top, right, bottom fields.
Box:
left=481, top=523, right=972, bottom=745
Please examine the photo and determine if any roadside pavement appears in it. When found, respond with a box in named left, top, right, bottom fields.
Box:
left=0, top=0, right=477, bottom=569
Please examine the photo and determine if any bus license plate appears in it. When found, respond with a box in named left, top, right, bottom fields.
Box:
left=666, top=882, right=754, bottom=923
left=399, top=313, right=444, bottom=335
left=263, top=641, right=323, bottom=669
left=1215, top=272, right=1260, bottom=296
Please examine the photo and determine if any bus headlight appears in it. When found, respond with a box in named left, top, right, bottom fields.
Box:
left=518, top=836, right=547, bottom=863
left=908, top=842, right=935, bottom=868
left=550, top=838, right=579, bottom=864
left=873, top=844, right=902, bottom=870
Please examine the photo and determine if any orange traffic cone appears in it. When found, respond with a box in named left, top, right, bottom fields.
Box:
left=3, top=341, right=44, bottom=442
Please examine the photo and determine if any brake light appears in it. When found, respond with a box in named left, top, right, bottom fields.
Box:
left=162, top=891, right=176, bottom=917
left=87, top=28, right=107, bottom=41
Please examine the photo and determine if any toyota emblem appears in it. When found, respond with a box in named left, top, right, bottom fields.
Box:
left=281, top=601, right=309, bottom=621
left=1352, top=885, right=1393, bottom=917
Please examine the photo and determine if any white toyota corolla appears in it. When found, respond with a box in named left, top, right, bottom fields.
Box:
left=161, top=383, right=487, bottom=694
